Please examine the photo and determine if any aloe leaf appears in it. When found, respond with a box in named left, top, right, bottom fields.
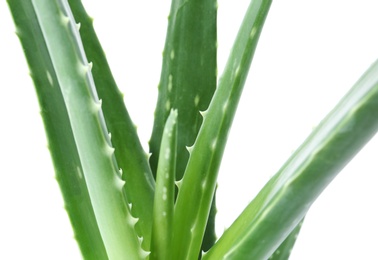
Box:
left=149, top=0, right=218, bottom=250
left=150, top=0, right=217, bottom=179
left=67, top=0, right=155, bottom=249
left=6, top=1, right=107, bottom=258
left=150, top=109, right=178, bottom=260
left=268, top=218, right=304, bottom=260
left=171, top=0, right=272, bottom=259
left=12, top=0, right=146, bottom=258
left=203, top=59, right=378, bottom=259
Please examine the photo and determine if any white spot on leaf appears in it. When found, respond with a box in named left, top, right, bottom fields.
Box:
left=46, top=70, right=53, bottom=86
left=162, top=186, right=168, bottom=199
left=194, top=95, right=200, bottom=106
left=250, top=27, right=257, bottom=39
left=165, top=100, right=171, bottom=111
left=201, top=180, right=207, bottom=190
left=76, top=166, right=83, bottom=179
left=211, top=139, right=217, bottom=151
left=168, top=74, right=173, bottom=92
left=235, top=66, right=241, bottom=77
left=222, top=100, right=229, bottom=113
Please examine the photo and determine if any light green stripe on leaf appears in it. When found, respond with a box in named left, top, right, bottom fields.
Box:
left=6, top=1, right=107, bottom=258
left=29, top=0, right=144, bottom=258
left=67, top=0, right=155, bottom=250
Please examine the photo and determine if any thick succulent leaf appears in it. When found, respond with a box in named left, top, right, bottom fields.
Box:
left=203, top=59, right=378, bottom=259
left=9, top=0, right=146, bottom=258
left=149, top=0, right=218, bottom=250
left=6, top=1, right=107, bottom=258
left=171, top=0, right=272, bottom=259
left=150, top=109, right=178, bottom=260
left=67, top=0, right=155, bottom=249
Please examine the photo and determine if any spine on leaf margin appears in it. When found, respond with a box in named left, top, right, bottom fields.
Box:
left=8, top=0, right=148, bottom=258
left=68, top=0, right=155, bottom=250
left=7, top=1, right=107, bottom=258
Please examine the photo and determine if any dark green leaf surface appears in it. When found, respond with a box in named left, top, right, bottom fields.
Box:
left=149, top=0, right=217, bottom=180
left=6, top=1, right=107, bottom=258
left=204, top=59, right=378, bottom=259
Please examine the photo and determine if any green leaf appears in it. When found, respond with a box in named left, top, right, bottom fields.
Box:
left=6, top=1, right=107, bottom=258
left=149, top=0, right=217, bottom=179
left=149, top=0, right=217, bottom=180
left=171, top=0, right=272, bottom=259
left=203, top=59, right=378, bottom=259
left=150, top=109, right=178, bottom=260
left=9, top=0, right=146, bottom=258
left=67, top=0, right=155, bottom=249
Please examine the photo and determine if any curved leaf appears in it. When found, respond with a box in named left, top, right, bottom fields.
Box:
left=204, top=59, right=378, bottom=259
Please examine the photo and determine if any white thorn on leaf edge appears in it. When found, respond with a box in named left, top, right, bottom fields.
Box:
left=127, top=214, right=139, bottom=226
left=175, top=179, right=183, bottom=189
left=200, top=110, right=208, bottom=118
left=186, top=145, right=194, bottom=154
left=140, top=249, right=150, bottom=259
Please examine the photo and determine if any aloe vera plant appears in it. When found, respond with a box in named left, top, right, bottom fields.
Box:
left=2, top=0, right=378, bottom=259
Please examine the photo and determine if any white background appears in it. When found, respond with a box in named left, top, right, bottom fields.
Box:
left=1, top=1, right=378, bottom=259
